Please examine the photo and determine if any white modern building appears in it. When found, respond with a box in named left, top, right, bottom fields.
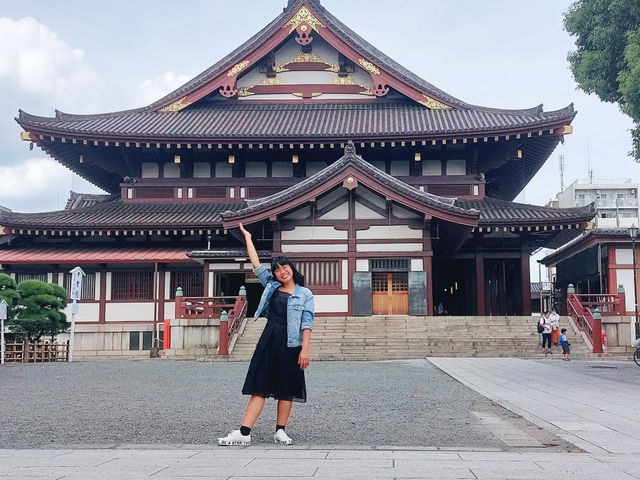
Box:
left=546, top=178, right=639, bottom=228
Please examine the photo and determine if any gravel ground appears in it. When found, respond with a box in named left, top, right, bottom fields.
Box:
left=0, top=359, right=569, bottom=449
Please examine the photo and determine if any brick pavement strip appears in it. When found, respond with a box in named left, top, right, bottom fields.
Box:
left=1, top=449, right=640, bottom=479
left=427, top=358, right=640, bottom=456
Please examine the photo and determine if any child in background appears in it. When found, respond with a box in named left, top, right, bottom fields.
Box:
left=560, top=328, right=571, bottom=361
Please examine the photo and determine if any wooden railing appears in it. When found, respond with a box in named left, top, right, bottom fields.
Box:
left=174, top=291, right=248, bottom=356
left=570, top=293, right=625, bottom=315
left=174, top=296, right=238, bottom=319
left=566, top=293, right=603, bottom=353
left=3, top=341, right=69, bottom=363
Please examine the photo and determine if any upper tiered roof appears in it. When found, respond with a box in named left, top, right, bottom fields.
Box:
left=17, top=0, right=575, bottom=143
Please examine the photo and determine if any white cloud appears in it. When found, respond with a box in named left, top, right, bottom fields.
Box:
left=0, top=157, right=104, bottom=212
left=0, top=157, right=70, bottom=200
left=133, top=71, right=191, bottom=107
left=0, top=16, right=106, bottom=112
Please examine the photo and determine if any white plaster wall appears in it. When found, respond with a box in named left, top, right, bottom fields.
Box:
left=94, top=274, right=101, bottom=301
left=319, top=203, right=349, bottom=220
left=342, top=260, right=349, bottom=290
left=240, top=94, right=303, bottom=101
left=446, top=159, right=466, bottom=175
left=423, top=161, right=441, bottom=176
left=63, top=302, right=100, bottom=322
left=165, top=301, right=175, bottom=320
left=356, top=225, right=421, bottom=240
left=315, top=294, right=349, bottom=313
left=312, top=94, right=372, bottom=100
left=616, top=248, right=633, bottom=265
left=106, top=302, right=155, bottom=322
left=317, top=188, right=348, bottom=210
left=236, top=65, right=265, bottom=88
left=281, top=226, right=347, bottom=241
left=208, top=272, right=214, bottom=297
left=617, top=269, right=636, bottom=312
left=356, top=259, right=369, bottom=272
left=164, top=272, right=171, bottom=299
left=282, top=244, right=348, bottom=253
left=357, top=243, right=423, bottom=252
left=356, top=187, right=386, bottom=209
left=283, top=205, right=312, bottom=220
left=209, top=263, right=241, bottom=271
left=355, top=202, right=385, bottom=219
left=411, top=259, right=424, bottom=271
left=390, top=161, right=410, bottom=176
left=246, top=161, right=267, bottom=178
left=279, top=71, right=336, bottom=84
left=392, top=204, right=421, bottom=219
left=105, top=272, right=112, bottom=301
left=193, top=162, right=211, bottom=178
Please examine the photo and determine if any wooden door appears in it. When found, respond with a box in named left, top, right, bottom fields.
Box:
left=372, top=272, right=409, bottom=315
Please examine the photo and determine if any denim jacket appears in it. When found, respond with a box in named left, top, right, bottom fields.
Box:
left=253, top=265, right=314, bottom=347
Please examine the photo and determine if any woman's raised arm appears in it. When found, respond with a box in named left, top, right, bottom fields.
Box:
left=239, top=223, right=261, bottom=269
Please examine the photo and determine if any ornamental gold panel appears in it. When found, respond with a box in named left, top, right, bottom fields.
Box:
left=419, top=94, right=450, bottom=110
left=227, top=60, right=250, bottom=77
left=159, top=97, right=192, bottom=112
left=283, top=6, right=326, bottom=33
left=358, top=58, right=381, bottom=75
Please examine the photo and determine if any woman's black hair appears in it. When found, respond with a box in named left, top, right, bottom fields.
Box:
left=271, top=256, right=305, bottom=286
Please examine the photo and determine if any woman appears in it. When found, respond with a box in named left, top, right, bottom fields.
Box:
left=550, top=309, right=560, bottom=346
left=218, top=223, right=314, bottom=446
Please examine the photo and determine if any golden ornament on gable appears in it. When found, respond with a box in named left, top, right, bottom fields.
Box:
left=358, top=59, right=381, bottom=76
left=159, top=97, right=192, bottom=112
left=284, top=6, right=326, bottom=33
left=227, top=60, right=250, bottom=77
left=419, top=94, right=450, bottom=110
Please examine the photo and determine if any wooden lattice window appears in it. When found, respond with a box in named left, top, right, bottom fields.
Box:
left=170, top=271, right=204, bottom=299
left=294, top=260, right=341, bottom=288
left=370, top=259, right=409, bottom=272
left=15, top=273, right=48, bottom=283
left=111, top=272, right=154, bottom=300
left=63, top=272, right=96, bottom=300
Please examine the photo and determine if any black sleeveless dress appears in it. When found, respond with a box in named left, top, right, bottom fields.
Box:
left=241, top=289, right=307, bottom=402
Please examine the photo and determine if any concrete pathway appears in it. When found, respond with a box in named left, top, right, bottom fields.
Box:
left=1, top=447, right=640, bottom=479
left=428, top=358, right=640, bottom=455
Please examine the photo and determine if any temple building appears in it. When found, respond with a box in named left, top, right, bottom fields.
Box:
left=1, top=0, right=594, bottom=352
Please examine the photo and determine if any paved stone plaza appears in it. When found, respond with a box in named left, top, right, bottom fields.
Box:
left=1, top=358, right=639, bottom=479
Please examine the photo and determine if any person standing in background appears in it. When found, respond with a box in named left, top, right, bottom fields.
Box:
left=550, top=309, right=560, bottom=347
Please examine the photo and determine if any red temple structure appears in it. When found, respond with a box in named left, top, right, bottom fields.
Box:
left=1, top=0, right=594, bottom=355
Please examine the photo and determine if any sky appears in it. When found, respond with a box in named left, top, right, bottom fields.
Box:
left=0, top=0, right=638, bottom=277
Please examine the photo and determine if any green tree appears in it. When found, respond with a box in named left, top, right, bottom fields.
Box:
left=0, top=273, right=20, bottom=317
left=564, top=0, right=640, bottom=160
left=10, top=280, right=69, bottom=342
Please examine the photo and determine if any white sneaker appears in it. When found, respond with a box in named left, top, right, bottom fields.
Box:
left=218, top=430, right=251, bottom=446
left=274, top=429, right=293, bottom=445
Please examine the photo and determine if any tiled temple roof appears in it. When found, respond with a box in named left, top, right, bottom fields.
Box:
left=17, top=103, right=575, bottom=141
left=65, top=191, right=111, bottom=210
left=0, top=200, right=244, bottom=230
left=456, top=198, right=596, bottom=226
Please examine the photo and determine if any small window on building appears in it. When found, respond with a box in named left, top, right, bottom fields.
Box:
left=111, top=272, right=154, bottom=300
left=306, top=161, right=328, bottom=176
left=193, top=162, right=211, bottom=178
left=422, top=160, right=441, bottom=176
left=129, top=332, right=140, bottom=350
left=142, top=331, right=153, bottom=350
left=63, top=272, right=96, bottom=300
left=215, top=162, right=233, bottom=178
left=163, top=163, right=181, bottom=179
left=272, top=161, right=293, bottom=177
left=446, top=159, right=466, bottom=176
left=390, top=161, right=409, bottom=176
left=170, top=271, right=204, bottom=299
left=141, top=162, right=159, bottom=178
left=245, top=162, right=267, bottom=178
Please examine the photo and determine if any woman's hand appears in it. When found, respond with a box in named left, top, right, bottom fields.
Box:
left=298, top=348, right=310, bottom=370
left=238, top=223, right=252, bottom=239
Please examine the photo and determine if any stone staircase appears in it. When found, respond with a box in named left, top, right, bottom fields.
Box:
left=229, top=315, right=592, bottom=361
